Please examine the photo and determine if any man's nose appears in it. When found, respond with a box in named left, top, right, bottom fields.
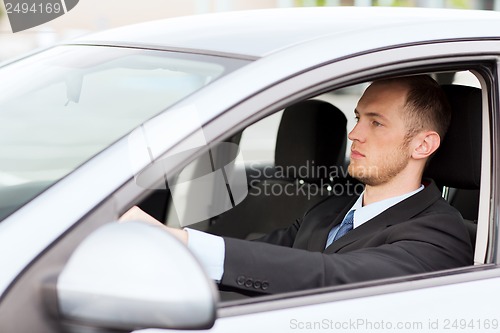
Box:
left=348, top=122, right=364, bottom=142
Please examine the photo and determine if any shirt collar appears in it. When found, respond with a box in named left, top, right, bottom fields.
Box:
left=349, top=185, right=425, bottom=229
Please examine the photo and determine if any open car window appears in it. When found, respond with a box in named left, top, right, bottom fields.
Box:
left=130, top=69, right=487, bottom=302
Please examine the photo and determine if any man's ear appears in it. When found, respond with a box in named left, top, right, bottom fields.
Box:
left=411, top=131, right=441, bottom=160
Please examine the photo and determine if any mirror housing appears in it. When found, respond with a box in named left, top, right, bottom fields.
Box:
left=52, top=221, right=217, bottom=331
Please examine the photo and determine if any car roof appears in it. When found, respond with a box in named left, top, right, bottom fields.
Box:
left=73, top=7, right=500, bottom=59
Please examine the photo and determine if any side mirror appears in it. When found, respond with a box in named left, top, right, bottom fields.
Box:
left=47, top=221, right=217, bottom=332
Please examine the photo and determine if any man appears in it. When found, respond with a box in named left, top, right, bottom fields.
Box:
left=122, top=75, right=473, bottom=294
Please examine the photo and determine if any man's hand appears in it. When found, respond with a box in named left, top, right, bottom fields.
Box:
left=119, top=206, right=188, bottom=245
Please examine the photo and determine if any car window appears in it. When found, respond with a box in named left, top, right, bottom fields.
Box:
left=0, top=46, right=248, bottom=223
left=238, top=111, right=283, bottom=165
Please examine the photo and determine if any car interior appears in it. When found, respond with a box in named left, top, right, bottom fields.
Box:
left=134, top=70, right=485, bottom=299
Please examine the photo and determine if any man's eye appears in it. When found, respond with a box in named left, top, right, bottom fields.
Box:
left=372, top=121, right=383, bottom=127
left=354, top=116, right=360, bottom=122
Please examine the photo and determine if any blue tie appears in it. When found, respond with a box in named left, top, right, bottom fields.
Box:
left=325, top=210, right=355, bottom=248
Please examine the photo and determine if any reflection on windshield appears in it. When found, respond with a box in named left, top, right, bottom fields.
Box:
left=0, top=45, right=247, bottom=222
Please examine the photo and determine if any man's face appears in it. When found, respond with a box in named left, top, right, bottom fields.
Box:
left=347, top=82, right=413, bottom=186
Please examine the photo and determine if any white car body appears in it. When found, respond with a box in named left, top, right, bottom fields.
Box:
left=0, top=6, right=499, bottom=333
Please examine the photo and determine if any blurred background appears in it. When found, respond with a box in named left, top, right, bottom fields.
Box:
left=1, top=0, right=499, bottom=61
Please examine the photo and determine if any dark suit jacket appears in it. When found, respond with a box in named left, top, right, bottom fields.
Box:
left=220, top=180, right=473, bottom=294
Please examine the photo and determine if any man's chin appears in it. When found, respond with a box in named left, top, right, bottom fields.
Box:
left=348, top=164, right=378, bottom=186
left=347, top=164, right=365, bottom=179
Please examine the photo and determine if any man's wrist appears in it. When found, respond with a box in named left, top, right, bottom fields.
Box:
left=184, top=228, right=225, bottom=282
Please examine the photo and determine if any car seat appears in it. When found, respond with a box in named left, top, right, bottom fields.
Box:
left=425, top=84, right=482, bottom=249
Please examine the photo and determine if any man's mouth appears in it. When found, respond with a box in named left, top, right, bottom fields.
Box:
left=351, top=149, right=365, bottom=159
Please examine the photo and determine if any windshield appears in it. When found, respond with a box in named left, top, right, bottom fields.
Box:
left=0, top=45, right=248, bottom=222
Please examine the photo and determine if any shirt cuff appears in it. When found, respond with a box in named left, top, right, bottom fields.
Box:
left=185, top=228, right=225, bottom=282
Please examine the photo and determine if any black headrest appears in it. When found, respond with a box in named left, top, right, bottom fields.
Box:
left=425, top=85, right=482, bottom=189
left=275, top=100, right=347, bottom=180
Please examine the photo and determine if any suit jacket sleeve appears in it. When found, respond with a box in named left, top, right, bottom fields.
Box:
left=250, top=218, right=301, bottom=247
left=220, top=210, right=473, bottom=294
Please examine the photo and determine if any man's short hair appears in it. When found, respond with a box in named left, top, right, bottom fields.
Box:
left=377, top=75, right=451, bottom=142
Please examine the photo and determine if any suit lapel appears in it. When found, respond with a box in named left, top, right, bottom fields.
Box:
left=324, top=180, right=442, bottom=253
left=307, top=196, right=357, bottom=252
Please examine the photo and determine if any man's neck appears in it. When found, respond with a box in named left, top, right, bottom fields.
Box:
left=363, top=177, right=422, bottom=206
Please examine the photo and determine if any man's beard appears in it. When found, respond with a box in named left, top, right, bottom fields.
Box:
left=348, top=142, right=410, bottom=186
